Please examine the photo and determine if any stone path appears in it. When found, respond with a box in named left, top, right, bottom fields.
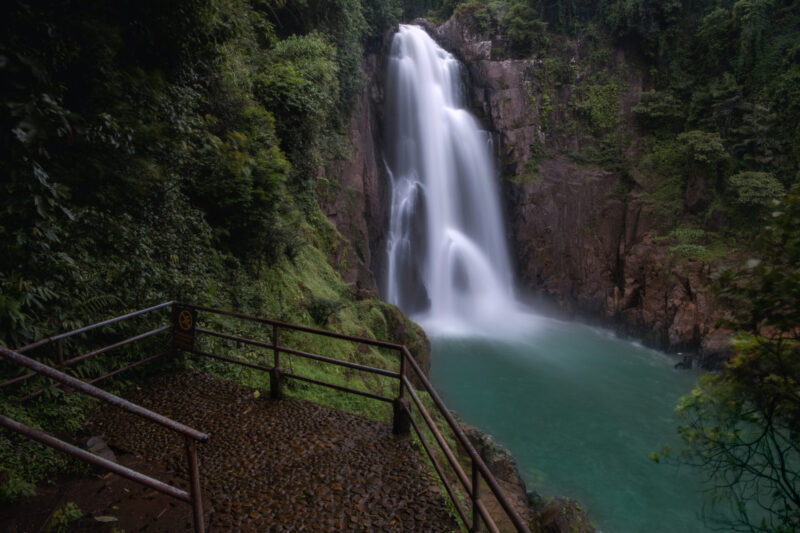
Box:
left=88, top=370, right=458, bottom=532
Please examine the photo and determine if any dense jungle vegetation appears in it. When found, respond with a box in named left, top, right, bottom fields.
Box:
left=0, top=0, right=416, bottom=503
left=1, top=0, right=798, bottom=530
left=425, top=0, right=799, bottom=239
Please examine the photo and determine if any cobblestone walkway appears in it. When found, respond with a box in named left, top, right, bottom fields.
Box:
left=89, top=370, right=457, bottom=532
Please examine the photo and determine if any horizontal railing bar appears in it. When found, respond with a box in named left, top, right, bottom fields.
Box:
left=195, top=328, right=400, bottom=378
left=183, top=303, right=405, bottom=350
left=283, top=372, right=393, bottom=403
left=278, top=346, right=401, bottom=379
left=4, top=325, right=170, bottom=390
left=0, top=371, right=37, bottom=388
left=6, top=301, right=527, bottom=531
left=0, top=347, right=207, bottom=443
left=15, top=301, right=175, bottom=353
left=20, top=351, right=171, bottom=402
left=402, top=347, right=530, bottom=532
left=0, top=415, right=191, bottom=503
left=407, top=409, right=470, bottom=528
left=405, top=377, right=499, bottom=533
left=191, top=350, right=393, bottom=403
left=63, top=325, right=172, bottom=366
left=403, top=376, right=472, bottom=494
left=88, top=350, right=170, bottom=385
left=195, top=328, right=274, bottom=349
left=479, top=499, right=502, bottom=533
left=192, top=350, right=273, bottom=373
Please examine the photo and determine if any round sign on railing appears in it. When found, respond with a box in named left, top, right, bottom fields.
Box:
left=178, top=309, right=194, bottom=331
left=172, top=307, right=197, bottom=351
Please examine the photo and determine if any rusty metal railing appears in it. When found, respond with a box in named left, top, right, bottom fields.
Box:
left=0, top=301, right=209, bottom=532
left=0, top=345, right=208, bottom=532
left=0, top=301, right=530, bottom=532
left=2, top=301, right=176, bottom=399
left=184, top=302, right=530, bottom=532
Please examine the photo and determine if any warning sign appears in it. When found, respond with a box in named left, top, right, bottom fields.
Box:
left=172, top=307, right=197, bottom=351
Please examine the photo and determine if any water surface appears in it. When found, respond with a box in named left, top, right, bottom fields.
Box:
left=429, top=316, right=709, bottom=533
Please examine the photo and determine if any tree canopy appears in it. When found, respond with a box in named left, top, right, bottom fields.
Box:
left=676, top=188, right=800, bottom=532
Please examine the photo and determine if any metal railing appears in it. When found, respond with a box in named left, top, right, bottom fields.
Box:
left=185, top=302, right=530, bottom=532
left=0, top=301, right=530, bottom=532
left=0, top=345, right=208, bottom=533
left=3, top=301, right=175, bottom=400
left=0, top=301, right=208, bottom=532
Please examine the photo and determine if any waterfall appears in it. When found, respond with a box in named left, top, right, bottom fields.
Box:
left=381, top=27, right=712, bottom=533
left=384, top=25, right=522, bottom=334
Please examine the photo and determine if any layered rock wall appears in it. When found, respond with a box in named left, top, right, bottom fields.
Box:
left=318, top=42, right=392, bottom=298
left=322, top=20, right=730, bottom=367
left=424, top=18, right=730, bottom=366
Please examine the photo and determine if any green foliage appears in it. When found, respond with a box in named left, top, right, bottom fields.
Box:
left=0, top=393, right=94, bottom=502
left=651, top=227, right=731, bottom=262
left=255, top=33, right=340, bottom=190
left=0, top=0, right=411, bottom=505
left=308, top=296, right=345, bottom=325
left=47, top=501, right=83, bottom=533
left=453, top=0, right=509, bottom=33
left=677, top=188, right=800, bottom=531
left=632, top=90, right=684, bottom=133
left=505, top=4, right=549, bottom=55
left=728, top=171, right=785, bottom=209
left=571, top=79, right=620, bottom=133
left=677, top=130, right=728, bottom=167
left=602, top=0, right=682, bottom=58
left=716, top=188, right=800, bottom=334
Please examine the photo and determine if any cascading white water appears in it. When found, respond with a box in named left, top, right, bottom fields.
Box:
left=382, top=25, right=712, bottom=533
left=384, top=25, right=519, bottom=333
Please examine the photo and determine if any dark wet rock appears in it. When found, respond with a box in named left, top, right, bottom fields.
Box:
left=530, top=497, right=596, bottom=533
left=86, top=436, right=116, bottom=463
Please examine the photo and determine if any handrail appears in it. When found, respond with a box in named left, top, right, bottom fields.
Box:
left=1, top=301, right=529, bottom=532
left=0, top=415, right=191, bottom=503
left=63, top=325, right=172, bottom=366
left=183, top=302, right=405, bottom=350
left=14, top=301, right=175, bottom=353
left=0, top=343, right=207, bottom=532
left=187, top=303, right=530, bottom=533
left=401, top=346, right=529, bottom=531
left=195, top=327, right=401, bottom=378
left=0, top=346, right=207, bottom=442
left=4, top=325, right=173, bottom=398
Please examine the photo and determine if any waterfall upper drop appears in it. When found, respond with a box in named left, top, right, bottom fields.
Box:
left=384, top=25, right=518, bottom=334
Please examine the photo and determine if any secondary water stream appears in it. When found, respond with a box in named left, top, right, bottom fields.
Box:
left=383, top=25, right=711, bottom=532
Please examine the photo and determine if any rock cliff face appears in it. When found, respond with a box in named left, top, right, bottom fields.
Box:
left=424, top=17, right=729, bottom=367
left=322, top=20, right=730, bottom=367
left=318, top=42, right=391, bottom=298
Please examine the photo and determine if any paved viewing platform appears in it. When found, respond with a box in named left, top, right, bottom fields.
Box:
left=76, top=370, right=456, bottom=532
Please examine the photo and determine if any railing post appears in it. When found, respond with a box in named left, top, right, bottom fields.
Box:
left=56, top=339, right=64, bottom=372
left=393, top=349, right=410, bottom=435
left=185, top=436, right=205, bottom=533
left=471, top=460, right=481, bottom=533
left=270, top=324, right=283, bottom=400
left=398, top=348, right=406, bottom=399
left=272, top=324, right=280, bottom=368
left=392, top=396, right=411, bottom=435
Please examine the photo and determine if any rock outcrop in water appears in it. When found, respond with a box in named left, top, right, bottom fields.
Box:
left=320, top=20, right=730, bottom=367
left=460, top=422, right=596, bottom=533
